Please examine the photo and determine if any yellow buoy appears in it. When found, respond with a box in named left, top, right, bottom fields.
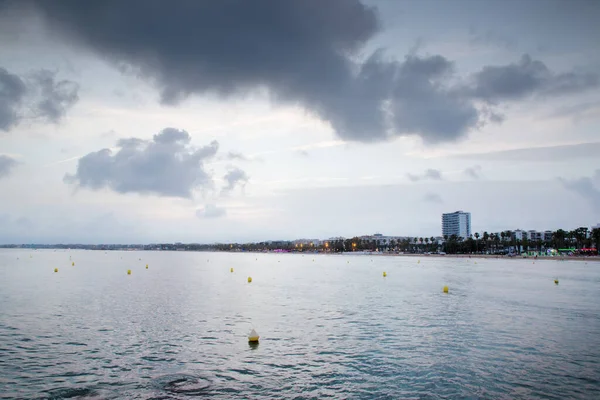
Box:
left=443, top=285, right=449, bottom=293
left=127, top=269, right=131, bottom=275
left=230, top=267, right=234, bottom=273
left=248, top=328, right=259, bottom=343
left=383, top=271, right=387, bottom=277
left=54, top=268, right=58, bottom=273
left=72, top=262, right=74, bottom=266
left=146, top=264, right=148, bottom=269
left=474, top=261, right=477, bottom=264
left=247, top=277, right=252, bottom=283
left=417, top=260, right=420, bottom=264
left=554, top=279, right=559, bottom=285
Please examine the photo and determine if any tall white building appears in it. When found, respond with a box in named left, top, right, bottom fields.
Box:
left=442, top=211, right=471, bottom=239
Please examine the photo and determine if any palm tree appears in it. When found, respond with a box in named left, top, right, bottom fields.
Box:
left=474, top=232, right=480, bottom=253
left=591, top=228, right=600, bottom=251
left=482, top=231, right=489, bottom=253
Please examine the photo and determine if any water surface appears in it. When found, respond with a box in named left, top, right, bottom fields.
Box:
left=1, top=250, right=599, bottom=399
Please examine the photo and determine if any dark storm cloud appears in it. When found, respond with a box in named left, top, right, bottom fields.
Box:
left=222, top=167, right=249, bottom=194
left=468, top=54, right=598, bottom=102
left=196, top=204, right=226, bottom=219
left=0, top=66, right=79, bottom=131
left=64, top=128, right=219, bottom=198
left=391, top=55, right=480, bottom=143
left=0, top=67, right=27, bottom=131
left=10, top=1, right=598, bottom=143
left=559, top=169, right=600, bottom=212
left=407, top=168, right=443, bottom=182
left=0, top=154, right=18, bottom=178
left=464, top=165, right=482, bottom=179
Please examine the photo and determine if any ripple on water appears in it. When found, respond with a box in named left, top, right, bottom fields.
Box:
left=152, top=373, right=211, bottom=396
left=40, top=387, right=98, bottom=399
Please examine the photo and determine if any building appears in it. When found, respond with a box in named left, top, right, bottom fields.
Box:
left=512, top=230, right=524, bottom=241
left=442, top=211, right=471, bottom=239
left=527, top=230, right=542, bottom=242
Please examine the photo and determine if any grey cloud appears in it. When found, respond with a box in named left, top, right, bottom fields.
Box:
left=469, top=54, right=598, bottom=102
left=226, top=152, right=248, bottom=161
left=391, top=55, right=480, bottom=143
left=464, top=165, right=482, bottom=179
left=407, top=168, right=443, bottom=182
left=0, top=67, right=27, bottom=131
left=423, top=193, right=443, bottom=204
left=222, top=167, right=249, bottom=194
left=64, top=128, right=219, bottom=198
left=0, top=66, right=79, bottom=131
left=0, top=154, right=18, bottom=178
left=12, top=2, right=597, bottom=144
left=468, top=26, right=517, bottom=50
left=559, top=169, right=600, bottom=212
left=31, top=70, right=79, bottom=123
left=196, top=204, right=226, bottom=219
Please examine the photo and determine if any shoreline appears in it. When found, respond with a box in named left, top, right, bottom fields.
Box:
left=373, top=252, right=600, bottom=262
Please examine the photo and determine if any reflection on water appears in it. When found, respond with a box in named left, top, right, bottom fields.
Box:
left=1, top=249, right=599, bottom=399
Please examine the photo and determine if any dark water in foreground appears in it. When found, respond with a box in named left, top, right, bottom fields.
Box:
left=1, top=250, right=599, bottom=399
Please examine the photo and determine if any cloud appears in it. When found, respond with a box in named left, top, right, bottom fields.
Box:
left=453, top=142, right=600, bottom=162
left=0, top=155, right=18, bottom=178
left=222, top=167, right=249, bottom=194
left=12, top=2, right=598, bottom=144
left=0, top=67, right=27, bottom=131
left=559, top=169, right=600, bottom=212
left=468, top=26, right=517, bottom=50
left=468, top=54, right=598, bottom=102
left=196, top=204, right=226, bottom=219
left=31, top=69, right=79, bottom=123
left=226, top=152, right=248, bottom=161
left=464, top=165, right=482, bottom=179
left=0, top=66, right=79, bottom=132
left=391, top=54, right=480, bottom=143
left=423, top=193, right=443, bottom=204
left=64, top=128, right=219, bottom=198
left=407, top=168, right=443, bottom=182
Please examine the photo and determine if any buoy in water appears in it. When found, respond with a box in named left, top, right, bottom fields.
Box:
left=146, top=264, right=148, bottom=269
left=127, top=269, right=131, bottom=275
left=230, top=267, right=234, bottom=273
left=383, top=271, right=387, bottom=277
left=443, top=285, right=449, bottom=293
left=248, top=328, right=259, bottom=343
left=247, top=277, right=252, bottom=283
left=72, top=262, right=75, bottom=266
left=418, top=260, right=420, bottom=264
left=554, top=279, right=559, bottom=285
left=54, top=268, right=58, bottom=273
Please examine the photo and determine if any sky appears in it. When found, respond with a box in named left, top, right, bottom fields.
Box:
left=0, top=0, right=599, bottom=244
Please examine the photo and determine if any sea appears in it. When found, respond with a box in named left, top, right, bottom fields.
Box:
left=1, top=249, right=599, bottom=399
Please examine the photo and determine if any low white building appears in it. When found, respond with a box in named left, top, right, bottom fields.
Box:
left=513, top=230, right=525, bottom=240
